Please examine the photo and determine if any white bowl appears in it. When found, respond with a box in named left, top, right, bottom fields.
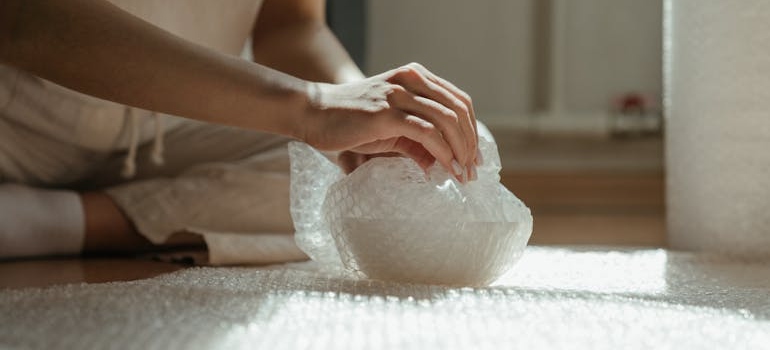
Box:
left=333, top=218, right=530, bottom=286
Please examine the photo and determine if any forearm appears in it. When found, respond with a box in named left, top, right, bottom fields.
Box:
left=252, top=20, right=365, bottom=84
left=0, top=0, right=309, bottom=137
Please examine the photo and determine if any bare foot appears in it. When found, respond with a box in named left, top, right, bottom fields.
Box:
left=80, top=192, right=204, bottom=254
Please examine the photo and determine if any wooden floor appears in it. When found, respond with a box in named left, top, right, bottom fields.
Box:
left=0, top=257, right=184, bottom=289
left=0, top=131, right=666, bottom=289
left=501, top=171, right=665, bottom=247
left=495, top=130, right=665, bottom=247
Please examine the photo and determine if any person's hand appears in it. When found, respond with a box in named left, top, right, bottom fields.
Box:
left=301, top=63, right=479, bottom=181
left=336, top=150, right=399, bottom=175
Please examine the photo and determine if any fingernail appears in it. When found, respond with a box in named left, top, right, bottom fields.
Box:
left=475, top=149, right=484, bottom=166
left=451, top=159, right=463, bottom=176
left=461, top=168, right=468, bottom=183
left=470, top=166, right=478, bottom=181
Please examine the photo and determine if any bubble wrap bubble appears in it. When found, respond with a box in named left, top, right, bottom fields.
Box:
left=289, top=137, right=533, bottom=285
left=2, top=247, right=770, bottom=349
left=664, top=0, right=770, bottom=255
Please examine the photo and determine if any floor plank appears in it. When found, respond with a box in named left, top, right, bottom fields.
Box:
left=0, top=258, right=185, bottom=289
left=501, top=171, right=666, bottom=247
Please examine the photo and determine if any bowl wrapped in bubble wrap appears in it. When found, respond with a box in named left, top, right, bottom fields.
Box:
left=289, top=136, right=532, bottom=286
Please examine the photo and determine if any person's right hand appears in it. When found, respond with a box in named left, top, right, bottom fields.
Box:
left=300, top=63, right=479, bottom=181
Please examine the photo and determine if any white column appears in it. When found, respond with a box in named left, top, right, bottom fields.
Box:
left=665, top=0, right=770, bottom=255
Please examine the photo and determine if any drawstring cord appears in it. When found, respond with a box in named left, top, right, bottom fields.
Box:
left=121, top=108, right=139, bottom=178
left=151, top=113, right=165, bottom=166
left=121, top=109, right=166, bottom=178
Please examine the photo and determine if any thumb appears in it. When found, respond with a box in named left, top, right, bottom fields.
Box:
left=351, top=137, right=437, bottom=172
left=388, top=137, right=436, bottom=172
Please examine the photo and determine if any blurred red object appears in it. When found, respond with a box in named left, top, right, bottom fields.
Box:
left=610, top=92, right=662, bottom=138
left=615, top=93, right=648, bottom=114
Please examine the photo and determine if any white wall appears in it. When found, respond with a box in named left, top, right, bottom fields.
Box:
left=562, top=0, right=662, bottom=113
left=366, top=0, right=662, bottom=131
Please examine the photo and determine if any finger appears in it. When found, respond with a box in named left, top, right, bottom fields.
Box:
left=337, top=151, right=367, bottom=174
left=405, top=63, right=479, bottom=166
left=369, top=152, right=402, bottom=158
left=379, top=113, right=460, bottom=180
left=387, top=87, right=468, bottom=174
left=389, top=67, right=475, bottom=168
left=389, top=137, right=436, bottom=172
left=429, top=74, right=479, bottom=177
left=350, top=139, right=435, bottom=177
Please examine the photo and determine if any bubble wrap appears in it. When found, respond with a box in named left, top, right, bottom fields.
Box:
left=664, top=0, right=770, bottom=255
left=2, top=247, right=770, bottom=349
left=289, top=137, right=533, bottom=286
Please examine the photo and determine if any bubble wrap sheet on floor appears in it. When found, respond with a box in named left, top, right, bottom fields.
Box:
left=2, top=247, right=770, bottom=349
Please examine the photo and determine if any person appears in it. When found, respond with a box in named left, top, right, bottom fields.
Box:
left=0, top=0, right=480, bottom=263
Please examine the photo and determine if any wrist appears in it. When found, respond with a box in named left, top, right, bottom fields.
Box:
left=281, top=81, right=316, bottom=142
left=290, top=81, right=321, bottom=142
left=293, top=81, right=332, bottom=144
left=238, top=66, right=318, bottom=141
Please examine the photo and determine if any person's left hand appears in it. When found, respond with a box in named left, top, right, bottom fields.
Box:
left=336, top=150, right=408, bottom=174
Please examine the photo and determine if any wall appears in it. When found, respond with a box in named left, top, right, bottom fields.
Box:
left=366, top=0, right=662, bottom=131
left=561, top=0, right=662, bottom=113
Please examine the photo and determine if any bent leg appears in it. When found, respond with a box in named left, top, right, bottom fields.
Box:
left=80, top=191, right=203, bottom=254
left=85, top=120, right=303, bottom=264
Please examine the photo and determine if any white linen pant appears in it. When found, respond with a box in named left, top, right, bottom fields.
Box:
left=0, top=66, right=305, bottom=264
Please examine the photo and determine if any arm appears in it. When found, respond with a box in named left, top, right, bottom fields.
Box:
left=0, top=0, right=308, bottom=137
left=0, top=0, right=476, bottom=177
left=251, top=0, right=364, bottom=84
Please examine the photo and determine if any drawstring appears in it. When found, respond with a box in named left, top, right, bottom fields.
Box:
left=151, top=113, right=165, bottom=166
left=121, top=109, right=139, bottom=178
left=121, top=109, right=166, bottom=178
